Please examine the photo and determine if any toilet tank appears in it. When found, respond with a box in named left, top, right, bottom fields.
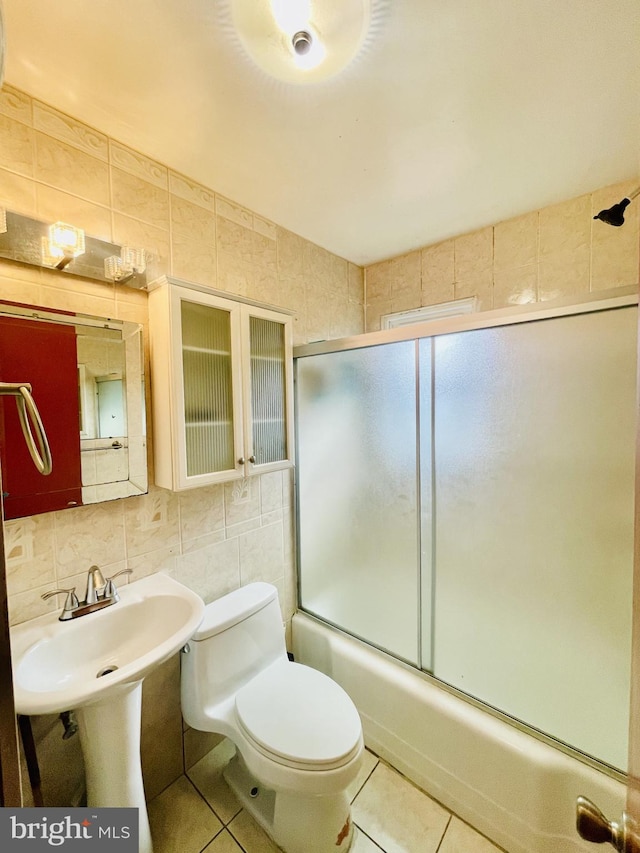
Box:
left=181, top=582, right=287, bottom=723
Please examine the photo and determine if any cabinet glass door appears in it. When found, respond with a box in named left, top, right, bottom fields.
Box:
left=249, top=315, right=287, bottom=466
left=180, top=300, right=235, bottom=476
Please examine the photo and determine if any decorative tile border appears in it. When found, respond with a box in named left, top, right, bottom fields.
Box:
left=33, top=100, right=109, bottom=161
left=169, top=170, right=216, bottom=211
left=0, top=84, right=33, bottom=125
left=110, top=140, right=168, bottom=189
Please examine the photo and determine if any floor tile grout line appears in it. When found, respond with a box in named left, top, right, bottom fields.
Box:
left=182, top=773, right=230, bottom=830
left=225, top=814, right=256, bottom=853
left=201, top=825, right=248, bottom=853
left=354, top=822, right=387, bottom=852
left=198, top=823, right=226, bottom=853
left=433, top=813, right=452, bottom=853
left=185, top=764, right=243, bottom=828
left=154, top=746, right=506, bottom=853
left=350, top=756, right=380, bottom=804
left=369, top=751, right=461, bottom=821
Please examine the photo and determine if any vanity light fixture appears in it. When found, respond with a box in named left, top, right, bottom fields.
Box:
left=45, top=221, right=86, bottom=270
left=231, top=0, right=374, bottom=83
left=0, top=209, right=149, bottom=288
left=0, top=206, right=6, bottom=235
left=104, top=246, right=147, bottom=285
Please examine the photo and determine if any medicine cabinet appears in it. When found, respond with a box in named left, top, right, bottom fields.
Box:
left=148, top=277, right=293, bottom=490
left=0, top=300, right=147, bottom=519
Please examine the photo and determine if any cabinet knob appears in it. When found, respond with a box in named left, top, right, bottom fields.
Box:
left=238, top=457, right=245, bottom=465
left=249, top=455, right=256, bottom=464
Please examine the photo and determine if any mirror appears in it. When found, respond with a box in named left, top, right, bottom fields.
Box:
left=0, top=300, right=147, bottom=518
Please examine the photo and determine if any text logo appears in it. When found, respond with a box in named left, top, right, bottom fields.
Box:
left=0, top=808, right=138, bottom=850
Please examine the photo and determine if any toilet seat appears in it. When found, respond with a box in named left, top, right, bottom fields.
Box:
left=235, top=660, right=362, bottom=771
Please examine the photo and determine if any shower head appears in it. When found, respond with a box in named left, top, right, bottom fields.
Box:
left=593, top=198, right=630, bottom=226
left=593, top=185, right=640, bottom=227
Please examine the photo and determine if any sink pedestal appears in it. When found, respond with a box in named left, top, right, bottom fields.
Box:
left=76, top=679, right=152, bottom=853
left=10, top=573, right=205, bottom=853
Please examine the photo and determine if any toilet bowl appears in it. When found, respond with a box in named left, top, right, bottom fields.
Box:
left=181, top=582, right=364, bottom=853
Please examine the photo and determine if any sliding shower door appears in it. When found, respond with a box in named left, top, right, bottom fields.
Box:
left=432, top=306, right=636, bottom=770
left=296, top=341, right=424, bottom=665
left=295, top=297, right=636, bottom=771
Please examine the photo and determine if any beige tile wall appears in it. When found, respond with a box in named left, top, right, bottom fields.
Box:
left=364, top=180, right=640, bottom=330
left=0, top=82, right=363, bottom=804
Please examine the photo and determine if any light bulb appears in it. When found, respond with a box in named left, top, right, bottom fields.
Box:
left=271, top=0, right=311, bottom=33
left=48, top=221, right=85, bottom=259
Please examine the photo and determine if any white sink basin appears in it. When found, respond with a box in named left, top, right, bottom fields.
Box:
left=11, top=572, right=205, bottom=715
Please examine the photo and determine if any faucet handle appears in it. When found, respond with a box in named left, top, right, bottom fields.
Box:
left=103, top=569, right=133, bottom=600
left=41, top=587, right=79, bottom=620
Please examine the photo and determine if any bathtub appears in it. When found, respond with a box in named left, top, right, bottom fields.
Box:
left=292, top=612, right=626, bottom=853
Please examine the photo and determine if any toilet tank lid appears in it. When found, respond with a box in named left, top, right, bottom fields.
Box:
left=192, top=582, right=279, bottom=641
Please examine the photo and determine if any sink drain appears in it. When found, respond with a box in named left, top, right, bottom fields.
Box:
left=96, top=665, right=118, bottom=678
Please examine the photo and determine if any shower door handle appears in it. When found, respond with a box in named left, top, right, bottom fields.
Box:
left=576, top=797, right=640, bottom=852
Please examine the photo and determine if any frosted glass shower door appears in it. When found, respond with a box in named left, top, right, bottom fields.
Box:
left=296, top=341, right=422, bottom=664
left=432, top=306, right=636, bottom=770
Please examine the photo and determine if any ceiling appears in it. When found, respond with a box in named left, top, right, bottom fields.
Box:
left=2, top=0, right=639, bottom=266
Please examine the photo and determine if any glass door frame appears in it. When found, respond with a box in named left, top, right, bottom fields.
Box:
left=294, top=284, right=638, bottom=786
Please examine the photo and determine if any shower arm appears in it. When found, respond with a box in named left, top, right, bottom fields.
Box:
left=0, top=383, right=52, bottom=475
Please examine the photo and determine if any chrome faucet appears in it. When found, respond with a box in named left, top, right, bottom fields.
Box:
left=85, top=564, right=107, bottom=604
left=42, top=566, right=133, bottom=621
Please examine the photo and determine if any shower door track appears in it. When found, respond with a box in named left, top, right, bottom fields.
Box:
left=297, top=608, right=628, bottom=785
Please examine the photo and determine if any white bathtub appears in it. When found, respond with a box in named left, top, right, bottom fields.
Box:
left=292, top=612, right=626, bottom=853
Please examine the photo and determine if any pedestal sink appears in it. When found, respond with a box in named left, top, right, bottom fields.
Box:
left=10, top=573, right=205, bottom=853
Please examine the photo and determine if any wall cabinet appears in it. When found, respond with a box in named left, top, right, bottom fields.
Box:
left=148, top=277, right=294, bottom=490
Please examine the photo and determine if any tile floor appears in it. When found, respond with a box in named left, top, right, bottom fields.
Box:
left=148, top=740, right=505, bottom=853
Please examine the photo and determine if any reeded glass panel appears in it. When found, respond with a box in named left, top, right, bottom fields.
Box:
left=250, top=316, right=286, bottom=465
left=433, top=307, right=636, bottom=770
left=297, top=342, right=420, bottom=664
left=181, top=300, right=234, bottom=476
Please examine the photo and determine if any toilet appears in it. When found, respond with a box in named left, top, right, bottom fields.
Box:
left=181, top=582, right=364, bottom=853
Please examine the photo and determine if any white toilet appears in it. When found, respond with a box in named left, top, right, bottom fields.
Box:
left=181, top=582, right=364, bottom=853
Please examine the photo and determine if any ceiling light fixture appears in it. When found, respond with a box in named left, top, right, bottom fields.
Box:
left=231, top=0, right=372, bottom=83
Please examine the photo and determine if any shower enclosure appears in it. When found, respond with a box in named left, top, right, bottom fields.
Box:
left=295, top=290, right=636, bottom=774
